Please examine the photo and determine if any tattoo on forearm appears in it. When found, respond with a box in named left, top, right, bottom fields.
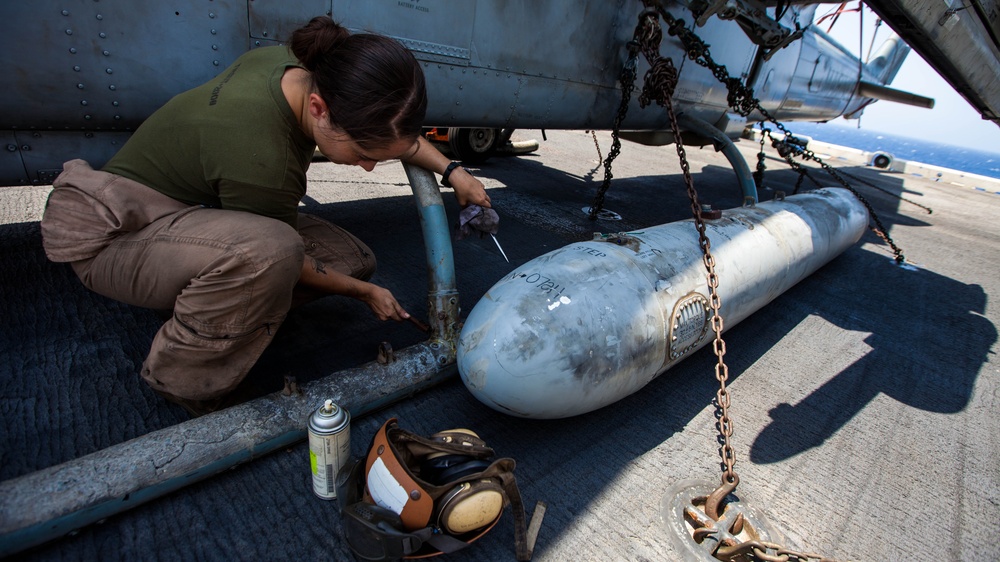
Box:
left=312, top=257, right=327, bottom=275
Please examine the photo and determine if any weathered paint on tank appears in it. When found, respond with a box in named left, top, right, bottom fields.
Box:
left=457, top=188, right=868, bottom=419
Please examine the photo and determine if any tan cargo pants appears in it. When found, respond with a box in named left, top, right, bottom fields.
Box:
left=41, top=160, right=376, bottom=401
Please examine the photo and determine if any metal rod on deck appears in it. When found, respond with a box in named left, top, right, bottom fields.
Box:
left=0, top=164, right=462, bottom=558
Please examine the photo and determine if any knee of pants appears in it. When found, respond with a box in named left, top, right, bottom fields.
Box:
left=172, top=217, right=306, bottom=326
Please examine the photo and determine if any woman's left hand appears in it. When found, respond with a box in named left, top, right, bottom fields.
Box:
left=449, top=168, right=491, bottom=208
left=400, top=137, right=492, bottom=208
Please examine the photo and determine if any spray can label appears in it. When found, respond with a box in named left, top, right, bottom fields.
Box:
left=308, top=399, right=351, bottom=500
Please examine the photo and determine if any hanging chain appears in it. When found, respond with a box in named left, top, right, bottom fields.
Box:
left=589, top=130, right=604, bottom=164
left=630, top=7, right=738, bottom=487
left=647, top=2, right=907, bottom=264
left=753, top=123, right=767, bottom=191
left=609, top=6, right=840, bottom=560
left=588, top=41, right=640, bottom=220
left=828, top=165, right=934, bottom=215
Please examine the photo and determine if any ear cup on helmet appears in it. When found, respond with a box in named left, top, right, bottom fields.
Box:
left=435, top=479, right=505, bottom=535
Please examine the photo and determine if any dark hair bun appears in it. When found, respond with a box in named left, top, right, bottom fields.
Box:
left=289, top=16, right=350, bottom=72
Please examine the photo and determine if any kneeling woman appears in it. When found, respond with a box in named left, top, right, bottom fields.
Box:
left=41, top=16, right=489, bottom=415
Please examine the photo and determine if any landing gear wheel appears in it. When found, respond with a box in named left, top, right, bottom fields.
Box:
left=448, top=127, right=500, bottom=163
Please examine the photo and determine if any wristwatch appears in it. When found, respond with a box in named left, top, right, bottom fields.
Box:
left=440, top=161, right=464, bottom=188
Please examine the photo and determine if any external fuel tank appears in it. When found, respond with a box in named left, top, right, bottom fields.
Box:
left=457, top=188, right=868, bottom=419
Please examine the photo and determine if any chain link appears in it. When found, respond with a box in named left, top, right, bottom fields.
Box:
left=827, top=164, right=934, bottom=215
left=630, top=6, right=737, bottom=486
left=648, top=3, right=907, bottom=264
left=589, top=130, right=604, bottom=164
left=629, top=6, right=839, bottom=560
left=588, top=40, right=640, bottom=220
left=715, top=540, right=837, bottom=562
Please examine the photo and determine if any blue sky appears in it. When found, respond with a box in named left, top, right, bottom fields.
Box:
left=813, top=4, right=1000, bottom=151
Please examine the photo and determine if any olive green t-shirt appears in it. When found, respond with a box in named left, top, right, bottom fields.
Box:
left=103, top=46, right=314, bottom=228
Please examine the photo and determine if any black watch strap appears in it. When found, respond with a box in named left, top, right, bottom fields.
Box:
left=441, top=161, right=463, bottom=187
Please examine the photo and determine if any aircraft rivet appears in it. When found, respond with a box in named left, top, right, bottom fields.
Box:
left=112, top=101, right=119, bottom=107
left=65, top=29, right=73, bottom=35
left=69, top=48, right=77, bottom=54
left=6, top=145, right=15, bottom=152
left=109, top=84, right=116, bottom=90
left=77, top=83, right=84, bottom=89
left=81, top=100, right=88, bottom=106
left=96, top=14, right=103, bottom=20
left=114, top=115, right=121, bottom=120
left=85, top=132, right=94, bottom=138
left=73, top=66, right=81, bottom=72
left=99, top=32, right=107, bottom=38
left=62, top=10, right=69, bottom=16
left=105, top=68, right=113, bottom=74
left=21, top=145, right=30, bottom=151
left=209, top=12, right=216, bottom=18
left=213, top=60, right=220, bottom=66
left=212, top=44, right=218, bottom=50
left=102, top=50, right=110, bottom=56
left=84, top=115, right=92, bottom=120
left=212, top=29, right=217, bottom=35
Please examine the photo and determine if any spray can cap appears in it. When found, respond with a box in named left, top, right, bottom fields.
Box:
left=312, top=399, right=348, bottom=431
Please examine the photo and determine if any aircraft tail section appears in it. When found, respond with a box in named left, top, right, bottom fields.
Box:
left=865, top=34, right=910, bottom=85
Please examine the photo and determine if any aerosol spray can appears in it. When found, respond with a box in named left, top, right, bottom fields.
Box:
left=308, top=399, right=351, bottom=500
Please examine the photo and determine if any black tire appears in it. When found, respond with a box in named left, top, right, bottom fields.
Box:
left=448, top=127, right=500, bottom=163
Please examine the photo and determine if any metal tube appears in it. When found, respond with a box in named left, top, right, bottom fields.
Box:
left=0, top=164, right=462, bottom=558
left=677, top=113, right=759, bottom=204
left=857, top=80, right=935, bottom=109
left=403, top=163, right=460, bottom=347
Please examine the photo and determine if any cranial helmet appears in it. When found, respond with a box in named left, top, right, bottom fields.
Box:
left=337, top=418, right=531, bottom=561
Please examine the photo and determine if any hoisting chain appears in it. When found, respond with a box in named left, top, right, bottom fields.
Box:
left=629, top=6, right=738, bottom=491
left=753, top=127, right=767, bottom=191
left=589, top=130, right=604, bottom=164
left=646, top=2, right=907, bottom=264
left=588, top=40, right=640, bottom=220
left=826, top=164, right=933, bottom=215
left=631, top=6, right=837, bottom=561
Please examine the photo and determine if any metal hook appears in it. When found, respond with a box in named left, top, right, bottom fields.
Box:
left=704, top=474, right=740, bottom=521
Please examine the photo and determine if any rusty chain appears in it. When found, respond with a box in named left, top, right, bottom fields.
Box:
left=629, top=7, right=737, bottom=488
left=715, top=540, right=837, bottom=562
left=645, top=2, right=907, bottom=264
left=629, top=6, right=838, bottom=561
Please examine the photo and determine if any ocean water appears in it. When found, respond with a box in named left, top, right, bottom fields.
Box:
left=775, top=121, right=1000, bottom=180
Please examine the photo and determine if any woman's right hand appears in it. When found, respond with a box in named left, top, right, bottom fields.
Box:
left=361, top=283, right=411, bottom=322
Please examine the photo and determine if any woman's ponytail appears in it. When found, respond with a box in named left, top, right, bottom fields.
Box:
left=289, top=16, right=350, bottom=72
